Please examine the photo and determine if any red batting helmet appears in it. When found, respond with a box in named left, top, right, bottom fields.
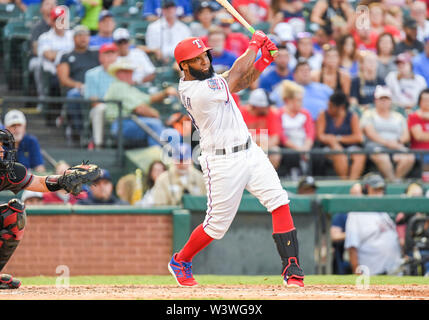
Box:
left=174, top=37, right=211, bottom=65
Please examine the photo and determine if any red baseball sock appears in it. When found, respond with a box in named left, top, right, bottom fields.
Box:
left=271, top=204, right=295, bottom=234
left=176, top=224, right=214, bottom=262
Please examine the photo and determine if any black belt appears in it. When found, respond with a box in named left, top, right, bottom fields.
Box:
left=215, top=137, right=251, bottom=155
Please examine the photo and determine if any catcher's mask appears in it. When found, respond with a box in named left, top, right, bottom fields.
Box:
left=0, top=129, right=17, bottom=178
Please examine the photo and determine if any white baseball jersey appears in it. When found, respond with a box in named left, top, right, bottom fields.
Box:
left=178, top=74, right=250, bottom=153
left=178, top=73, right=289, bottom=240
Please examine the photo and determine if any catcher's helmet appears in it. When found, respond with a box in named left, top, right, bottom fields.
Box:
left=174, top=37, right=211, bottom=66
left=0, top=129, right=17, bottom=178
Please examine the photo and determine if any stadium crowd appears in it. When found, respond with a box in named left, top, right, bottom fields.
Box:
left=0, top=0, right=429, bottom=275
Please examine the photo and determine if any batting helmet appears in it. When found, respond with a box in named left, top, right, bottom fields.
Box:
left=174, top=37, right=211, bottom=66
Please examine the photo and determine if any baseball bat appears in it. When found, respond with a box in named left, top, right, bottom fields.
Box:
left=214, top=0, right=277, bottom=56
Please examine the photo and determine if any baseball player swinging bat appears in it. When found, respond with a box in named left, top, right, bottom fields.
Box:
left=214, top=0, right=278, bottom=56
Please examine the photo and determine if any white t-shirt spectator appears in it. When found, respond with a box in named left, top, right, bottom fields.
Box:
left=145, top=17, right=191, bottom=59
left=345, top=211, right=402, bottom=275
left=37, top=29, right=74, bottom=75
left=117, top=48, right=156, bottom=84
left=385, top=71, right=427, bottom=108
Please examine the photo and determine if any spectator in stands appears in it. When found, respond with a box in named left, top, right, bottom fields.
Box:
left=351, top=23, right=378, bottom=52
left=296, top=176, right=317, bottom=195
left=142, top=0, right=193, bottom=22
left=37, top=6, right=74, bottom=126
left=239, top=88, right=283, bottom=169
left=408, top=88, right=429, bottom=171
left=269, top=0, right=305, bottom=37
left=81, top=0, right=103, bottom=34
left=57, top=25, right=99, bottom=145
left=206, top=26, right=237, bottom=74
left=43, top=160, right=87, bottom=204
left=294, top=32, right=323, bottom=72
left=368, top=2, right=401, bottom=41
left=189, top=1, right=216, bottom=38
left=292, top=60, right=333, bottom=121
left=310, top=0, right=354, bottom=36
left=153, top=143, right=206, bottom=206
left=115, top=172, right=138, bottom=205
left=4, top=109, right=46, bottom=173
left=413, top=36, right=429, bottom=86
left=384, top=5, right=404, bottom=34
left=89, top=10, right=115, bottom=50
left=337, top=34, right=359, bottom=78
left=410, top=1, right=429, bottom=43
left=311, top=44, right=351, bottom=97
left=232, top=0, right=268, bottom=26
left=376, top=32, right=397, bottom=81
left=104, top=59, right=180, bottom=147
left=78, top=168, right=128, bottom=205
left=345, top=172, right=403, bottom=275
left=145, top=0, right=191, bottom=63
left=395, top=17, right=424, bottom=56
left=29, top=0, right=57, bottom=102
left=312, top=23, right=334, bottom=54
left=385, top=53, right=427, bottom=111
left=361, top=85, right=415, bottom=182
left=350, top=51, right=386, bottom=111
left=316, top=91, right=366, bottom=180
left=330, top=182, right=362, bottom=275
left=214, top=12, right=249, bottom=57
left=259, top=45, right=292, bottom=95
left=84, top=43, right=118, bottom=149
left=278, top=80, right=314, bottom=177
left=113, top=28, right=156, bottom=85
left=136, top=160, right=167, bottom=207
left=21, top=190, right=44, bottom=206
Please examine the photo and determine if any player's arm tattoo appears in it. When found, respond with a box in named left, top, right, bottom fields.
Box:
left=231, top=68, right=261, bottom=93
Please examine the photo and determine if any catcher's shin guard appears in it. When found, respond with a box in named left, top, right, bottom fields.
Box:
left=0, top=199, right=26, bottom=272
left=272, top=229, right=304, bottom=281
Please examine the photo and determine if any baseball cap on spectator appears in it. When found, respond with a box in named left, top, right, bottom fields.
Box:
left=162, top=0, right=177, bottom=8
left=217, top=12, right=234, bottom=25
left=403, top=17, right=418, bottom=29
left=296, top=32, right=313, bottom=40
left=99, top=43, right=118, bottom=54
left=50, top=6, right=66, bottom=21
left=94, top=169, right=112, bottom=183
left=4, top=109, right=26, bottom=127
left=73, top=25, right=90, bottom=37
left=362, top=173, right=385, bottom=189
left=297, top=176, right=317, bottom=191
left=374, top=85, right=392, bottom=99
left=248, top=88, right=271, bottom=107
left=172, top=143, right=192, bottom=162
left=274, top=22, right=294, bottom=42
left=394, top=52, right=412, bottom=64
left=99, top=10, right=113, bottom=22
left=21, top=190, right=43, bottom=203
left=113, top=28, right=130, bottom=42
left=196, top=1, right=215, bottom=13
left=107, top=59, right=135, bottom=76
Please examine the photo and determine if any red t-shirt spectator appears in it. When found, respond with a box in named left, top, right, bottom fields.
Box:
left=239, top=105, right=283, bottom=139
left=201, top=33, right=249, bottom=57
left=43, top=191, right=87, bottom=205
left=408, top=112, right=429, bottom=149
left=232, top=0, right=269, bottom=23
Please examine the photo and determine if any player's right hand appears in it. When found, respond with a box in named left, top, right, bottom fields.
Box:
left=249, top=30, right=268, bottom=52
left=260, top=39, right=278, bottom=63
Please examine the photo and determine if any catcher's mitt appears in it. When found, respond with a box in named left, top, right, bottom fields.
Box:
left=58, top=162, right=101, bottom=196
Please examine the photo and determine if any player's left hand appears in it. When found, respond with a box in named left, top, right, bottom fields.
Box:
left=59, top=162, right=101, bottom=196
left=261, top=39, right=279, bottom=62
left=249, top=30, right=268, bottom=52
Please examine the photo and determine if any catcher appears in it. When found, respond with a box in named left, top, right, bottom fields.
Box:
left=0, top=129, right=100, bottom=289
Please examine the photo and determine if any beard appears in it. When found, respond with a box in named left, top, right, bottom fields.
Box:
left=188, top=64, right=215, bottom=80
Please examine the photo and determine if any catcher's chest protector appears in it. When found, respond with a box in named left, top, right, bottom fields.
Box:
left=0, top=199, right=26, bottom=271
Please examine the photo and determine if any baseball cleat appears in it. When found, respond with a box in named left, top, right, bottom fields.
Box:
left=168, top=253, right=198, bottom=287
left=282, top=257, right=304, bottom=288
left=0, top=274, right=21, bottom=289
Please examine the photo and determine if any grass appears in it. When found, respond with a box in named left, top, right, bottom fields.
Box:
left=19, top=275, right=429, bottom=286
